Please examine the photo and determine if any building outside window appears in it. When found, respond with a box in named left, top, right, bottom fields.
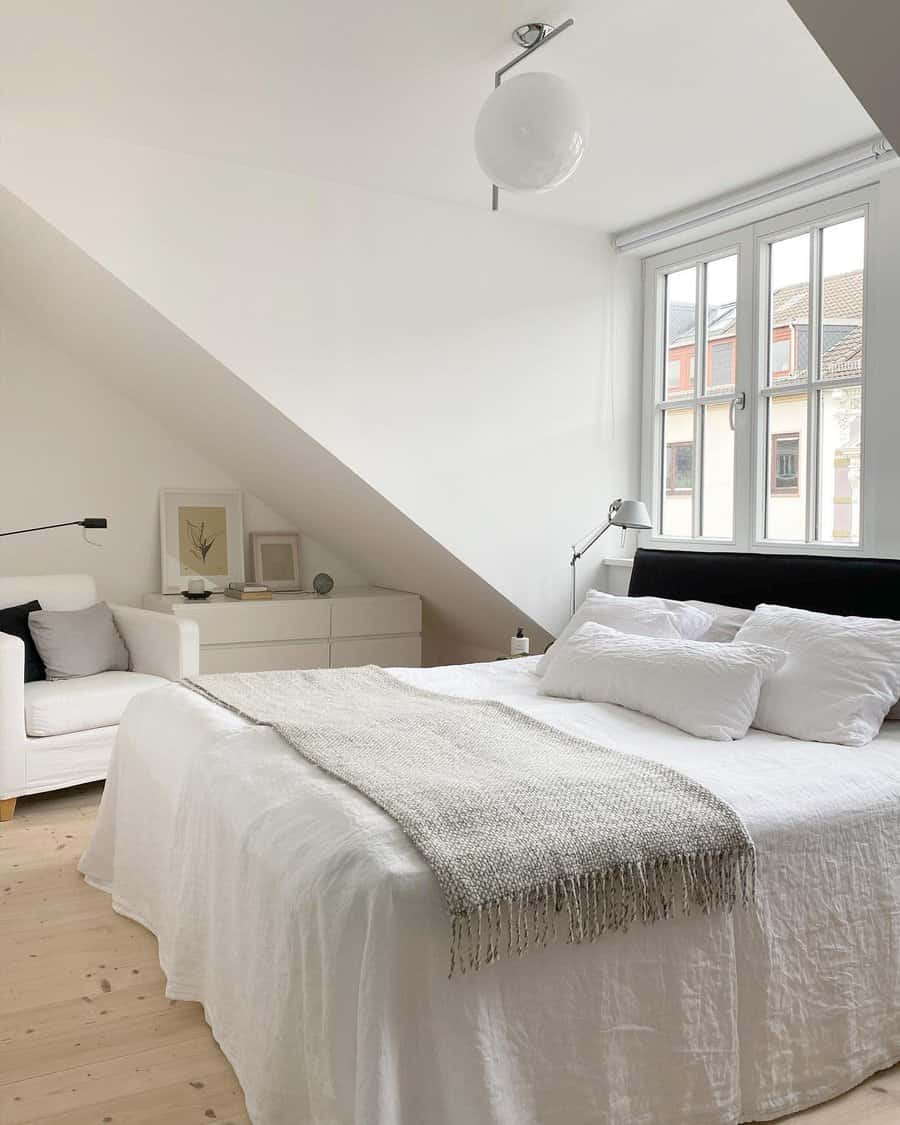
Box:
left=666, top=442, right=694, bottom=494
left=771, top=433, right=800, bottom=495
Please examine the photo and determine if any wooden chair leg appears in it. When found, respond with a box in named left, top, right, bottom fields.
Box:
left=0, top=797, right=16, bottom=821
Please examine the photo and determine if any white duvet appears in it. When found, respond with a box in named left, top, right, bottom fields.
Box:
left=80, top=657, right=900, bottom=1125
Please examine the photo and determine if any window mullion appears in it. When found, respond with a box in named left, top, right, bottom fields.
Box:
left=693, top=265, right=706, bottom=539
left=754, top=239, right=771, bottom=544
left=806, top=227, right=822, bottom=543
left=733, top=232, right=754, bottom=550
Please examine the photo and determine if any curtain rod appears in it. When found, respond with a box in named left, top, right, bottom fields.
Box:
left=612, top=137, right=895, bottom=254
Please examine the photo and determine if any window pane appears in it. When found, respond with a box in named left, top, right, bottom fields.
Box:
left=661, top=408, right=694, bottom=536
left=705, top=255, right=737, bottom=393
left=820, top=216, right=864, bottom=382
left=665, top=267, right=696, bottom=401
left=765, top=394, right=808, bottom=541
left=818, top=385, right=861, bottom=543
left=769, top=233, right=809, bottom=386
left=701, top=403, right=734, bottom=538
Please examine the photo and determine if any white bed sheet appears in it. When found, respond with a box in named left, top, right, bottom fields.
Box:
left=80, top=657, right=900, bottom=1125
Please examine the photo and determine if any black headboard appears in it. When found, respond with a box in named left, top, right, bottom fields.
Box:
left=628, top=548, right=900, bottom=620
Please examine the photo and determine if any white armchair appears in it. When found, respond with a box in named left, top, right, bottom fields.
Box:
left=0, top=575, right=199, bottom=821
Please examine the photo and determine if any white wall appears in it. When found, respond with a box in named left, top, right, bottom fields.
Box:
left=0, top=128, right=642, bottom=634
left=0, top=308, right=366, bottom=604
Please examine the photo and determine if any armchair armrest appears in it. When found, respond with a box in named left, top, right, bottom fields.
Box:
left=110, top=605, right=200, bottom=681
left=0, top=633, right=27, bottom=798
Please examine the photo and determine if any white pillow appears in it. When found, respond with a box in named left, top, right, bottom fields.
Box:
left=537, top=591, right=712, bottom=677
left=539, top=621, right=785, bottom=740
left=687, top=600, right=753, bottom=643
left=734, top=604, right=900, bottom=747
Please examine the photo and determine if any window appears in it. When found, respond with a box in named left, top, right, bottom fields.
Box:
left=770, top=433, right=800, bottom=494
left=655, top=254, right=738, bottom=539
left=666, top=442, right=694, bottom=493
left=643, top=189, right=869, bottom=551
left=763, top=215, right=865, bottom=543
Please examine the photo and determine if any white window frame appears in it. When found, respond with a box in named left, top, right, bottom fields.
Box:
left=640, top=186, right=873, bottom=555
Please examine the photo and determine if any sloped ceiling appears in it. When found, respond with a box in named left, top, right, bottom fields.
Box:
left=0, top=129, right=643, bottom=651
left=787, top=1, right=900, bottom=156
left=0, top=185, right=552, bottom=664
left=0, top=0, right=876, bottom=230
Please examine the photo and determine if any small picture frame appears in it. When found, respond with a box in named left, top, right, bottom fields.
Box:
left=160, top=489, right=245, bottom=594
left=249, top=532, right=302, bottom=591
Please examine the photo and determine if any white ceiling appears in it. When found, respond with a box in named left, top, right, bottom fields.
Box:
left=0, top=0, right=877, bottom=231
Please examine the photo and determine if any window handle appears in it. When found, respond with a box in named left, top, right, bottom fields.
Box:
left=729, top=392, right=747, bottom=431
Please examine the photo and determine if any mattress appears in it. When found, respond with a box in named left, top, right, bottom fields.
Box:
left=80, top=657, right=900, bottom=1125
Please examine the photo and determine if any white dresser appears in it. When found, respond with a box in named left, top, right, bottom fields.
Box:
left=142, top=587, right=422, bottom=673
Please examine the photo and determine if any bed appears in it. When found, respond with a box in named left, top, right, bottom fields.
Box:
left=80, top=549, right=900, bottom=1125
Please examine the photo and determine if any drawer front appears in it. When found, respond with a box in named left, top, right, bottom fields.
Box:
left=330, top=635, right=422, bottom=669
left=330, top=595, right=421, bottom=639
left=200, top=641, right=331, bottom=674
left=177, top=599, right=331, bottom=646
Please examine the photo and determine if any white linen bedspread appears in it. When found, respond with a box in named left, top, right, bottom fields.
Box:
left=80, top=658, right=900, bottom=1125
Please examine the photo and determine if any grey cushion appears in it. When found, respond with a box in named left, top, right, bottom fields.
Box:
left=28, top=601, right=130, bottom=681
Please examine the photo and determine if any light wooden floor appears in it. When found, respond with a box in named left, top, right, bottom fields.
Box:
left=1, top=785, right=898, bottom=1125
left=0, top=784, right=249, bottom=1124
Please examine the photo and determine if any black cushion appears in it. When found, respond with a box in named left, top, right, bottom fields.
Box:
left=0, top=600, right=46, bottom=682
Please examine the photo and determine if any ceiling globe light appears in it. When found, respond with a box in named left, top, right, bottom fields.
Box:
left=474, top=17, right=586, bottom=211
left=474, top=71, right=589, bottom=194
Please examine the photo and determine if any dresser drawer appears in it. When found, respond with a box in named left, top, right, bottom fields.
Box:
left=176, top=598, right=331, bottom=646
left=201, top=640, right=331, bottom=673
left=330, top=594, right=421, bottom=639
left=330, top=635, right=422, bottom=669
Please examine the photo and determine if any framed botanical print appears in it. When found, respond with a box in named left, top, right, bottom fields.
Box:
left=249, top=532, right=302, bottom=591
left=159, top=489, right=244, bottom=593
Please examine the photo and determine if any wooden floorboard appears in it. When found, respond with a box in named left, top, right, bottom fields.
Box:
left=0, top=782, right=896, bottom=1124
left=0, top=784, right=250, bottom=1124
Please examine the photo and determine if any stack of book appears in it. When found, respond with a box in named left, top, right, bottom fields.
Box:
left=224, top=582, right=272, bottom=601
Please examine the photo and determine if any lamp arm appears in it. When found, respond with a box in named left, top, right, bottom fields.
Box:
left=569, top=520, right=613, bottom=617
left=569, top=521, right=612, bottom=565
left=0, top=519, right=107, bottom=538
left=0, top=521, right=83, bottom=538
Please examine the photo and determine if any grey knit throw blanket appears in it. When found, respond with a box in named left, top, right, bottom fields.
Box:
left=185, top=666, right=755, bottom=976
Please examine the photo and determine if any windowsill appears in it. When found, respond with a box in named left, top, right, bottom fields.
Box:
left=643, top=538, right=865, bottom=556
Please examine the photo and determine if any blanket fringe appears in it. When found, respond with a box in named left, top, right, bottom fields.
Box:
left=448, top=846, right=756, bottom=978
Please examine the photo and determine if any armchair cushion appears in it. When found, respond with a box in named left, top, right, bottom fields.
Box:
left=110, top=605, right=200, bottom=681
left=24, top=671, right=167, bottom=737
left=0, top=600, right=45, bottom=682
left=29, top=602, right=129, bottom=681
